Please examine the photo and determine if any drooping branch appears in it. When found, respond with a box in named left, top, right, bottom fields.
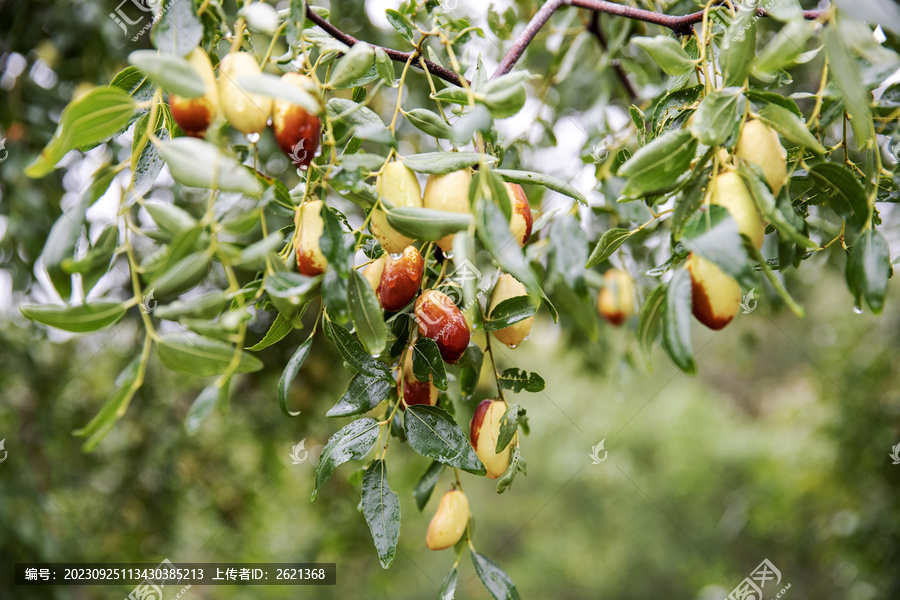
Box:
left=587, top=10, right=638, bottom=101
left=306, top=2, right=828, bottom=87
left=492, top=0, right=829, bottom=78
left=304, top=7, right=467, bottom=87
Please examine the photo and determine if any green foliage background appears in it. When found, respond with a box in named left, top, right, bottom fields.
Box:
left=1, top=0, right=900, bottom=599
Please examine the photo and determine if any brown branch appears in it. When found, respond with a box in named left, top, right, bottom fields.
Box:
left=304, top=7, right=467, bottom=87
left=492, top=0, right=829, bottom=79
left=587, top=10, right=638, bottom=101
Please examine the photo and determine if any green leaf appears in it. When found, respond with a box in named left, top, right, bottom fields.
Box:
left=586, top=228, right=632, bottom=268
left=746, top=91, right=803, bottom=118
left=492, top=168, right=586, bottom=205
left=151, top=0, right=202, bottom=55
left=234, top=233, right=284, bottom=271
left=109, top=66, right=154, bottom=102
left=411, top=338, right=448, bottom=390
left=404, top=108, right=451, bottom=138
left=720, top=9, right=757, bottom=86
left=156, top=334, right=264, bottom=377
left=266, top=272, right=322, bottom=305
left=637, top=284, right=666, bottom=359
left=326, top=373, right=393, bottom=417
left=148, top=251, right=210, bottom=297
left=130, top=110, right=167, bottom=203
left=157, top=138, right=263, bottom=196
left=671, top=157, right=714, bottom=238
left=402, top=152, right=495, bottom=174
left=185, top=383, right=225, bottom=434
left=41, top=199, right=86, bottom=301
left=236, top=73, right=321, bottom=115
left=496, top=404, right=524, bottom=453
left=327, top=98, right=395, bottom=147
left=278, top=337, right=313, bottom=417
left=619, top=129, right=698, bottom=199
left=633, top=36, right=696, bottom=77
left=73, top=356, right=142, bottom=451
left=412, top=461, right=445, bottom=511
left=348, top=269, right=387, bottom=356
left=361, top=459, right=401, bottom=569
left=458, top=343, right=484, bottom=397
left=651, top=85, right=702, bottom=133
left=752, top=21, right=816, bottom=79
left=62, top=225, right=118, bottom=294
left=385, top=207, right=474, bottom=240
left=481, top=74, right=528, bottom=119
left=144, top=200, right=198, bottom=240
left=681, top=205, right=754, bottom=289
left=846, top=229, right=892, bottom=314
left=471, top=550, right=521, bottom=600
left=496, top=443, right=526, bottom=494
left=484, top=296, right=538, bottom=332
left=313, top=418, right=381, bottom=500
left=329, top=43, right=376, bottom=89
left=374, top=48, right=396, bottom=86
left=20, top=301, right=126, bottom=333
left=323, top=319, right=394, bottom=381
left=808, top=163, right=869, bottom=231
left=26, top=87, right=136, bottom=177
left=246, top=314, right=294, bottom=351
left=385, top=8, right=415, bottom=44
left=824, top=21, right=873, bottom=149
left=404, top=405, right=485, bottom=474
left=756, top=103, right=826, bottom=155
left=497, top=368, right=545, bottom=393
left=662, top=268, right=696, bottom=375
left=440, top=568, right=459, bottom=600
left=476, top=199, right=539, bottom=292
left=154, top=291, right=228, bottom=321
left=128, top=50, right=205, bottom=98
left=690, top=88, right=742, bottom=146
left=737, top=166, right=814, bottom=247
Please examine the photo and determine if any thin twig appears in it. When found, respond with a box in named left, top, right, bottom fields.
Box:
left=587, top=10, right=638, bottom=101
left=492, top=0, right=827, bottom=79
left=304, top=7, right=468, bottom=87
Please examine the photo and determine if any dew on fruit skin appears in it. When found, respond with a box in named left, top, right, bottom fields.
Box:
left=852, top=305, right=864, bottom=315
left=245, top=132, right=261, bottom=144
left=389, top=252, right=402, bottom=260
left=443, top=250, right=454, bottom=259
left=507, top=343, right=518, bottom=349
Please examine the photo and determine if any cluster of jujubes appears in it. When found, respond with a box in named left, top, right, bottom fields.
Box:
left=689, top=119, right=787, bottom=330
left=168, top=50, right=321, bottom=167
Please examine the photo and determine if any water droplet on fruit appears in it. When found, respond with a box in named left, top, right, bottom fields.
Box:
left=508, top=343, right=518, bottom=349
left=246, top=132, right=261, bottom=144
left=389, top=252, right=402, bottom=260
left=443, top=250, right=454, bottom=259
left=852, top=305, right=864, bottom=315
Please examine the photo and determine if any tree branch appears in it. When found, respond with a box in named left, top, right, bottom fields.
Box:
left=492, top=0, right=829, bottom=79
left=304, top=7, right=467, bottom=87
left=587, top=10, right=638, bottom=101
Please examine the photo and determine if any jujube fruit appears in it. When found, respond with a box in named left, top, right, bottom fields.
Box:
left=686, top=253, right=741, bottom=330
left=488, top=273, right=532, bottom=348
left=379, top=246, right=424, bottom=312
left=735, top=119, right=788, bottom=195
left=414, top=290, right=470, bottom=364
left=398, top=351, right=438, bottom=407
left=506, top=183, right=533, bottom=247
left=426, top=489, right=469, bottom=550
left=706, top=170, right=766, bottom=249
left=168, top=49, right=219, bottom=138
left=295, top=200, right=328, bottom=276
left=373, top=162, right=423, bottom=255
left=218, top=52, right=272, bottom=135
left=597, top=268, right=635, bottom=326
left=422, top=169, right=473, bottom=252
left=470, top=399, right=513, bottom=479
left=272, top=72, right=321, bottom=167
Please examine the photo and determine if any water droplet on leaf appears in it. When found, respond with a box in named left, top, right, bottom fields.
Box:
left=246, top=132, right=261, bottom=144
left=852, top=305, right=864, bottom=315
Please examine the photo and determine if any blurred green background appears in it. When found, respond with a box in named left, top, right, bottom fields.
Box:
left=2, top=0, right=900, bottom=599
